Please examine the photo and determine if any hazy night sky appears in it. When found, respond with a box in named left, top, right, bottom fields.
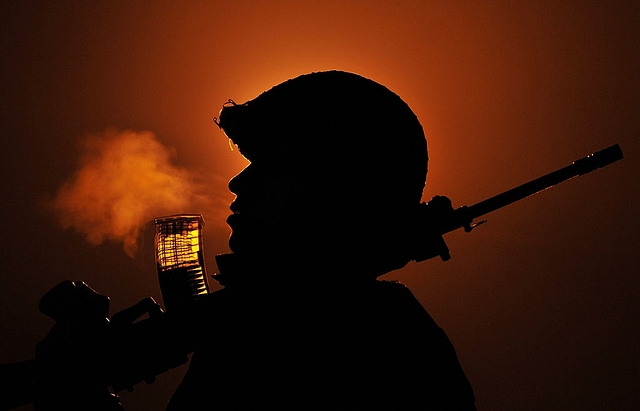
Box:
left=1, top=1, right=638, bottom=410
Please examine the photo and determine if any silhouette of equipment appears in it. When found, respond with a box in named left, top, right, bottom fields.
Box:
left=17, top=281, right=192, bottom=410
left=414, top=144, right=624, bottom=262
left=154, top=214, right=210, bottom=312
left=0, top=144, right=624, bottom=410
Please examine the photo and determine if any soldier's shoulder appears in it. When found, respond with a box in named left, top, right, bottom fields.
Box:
left=373, top=279, right=413, bottom=294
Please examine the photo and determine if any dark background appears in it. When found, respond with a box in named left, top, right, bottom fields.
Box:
left=1, top=1, right=638, bottom=410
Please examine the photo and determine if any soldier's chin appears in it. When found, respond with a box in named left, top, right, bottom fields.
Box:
left=227, top=232, right=243, bottom=254
left=228, top=232, right=262, bottom=256
left=228, top=231, right=285, bottom=259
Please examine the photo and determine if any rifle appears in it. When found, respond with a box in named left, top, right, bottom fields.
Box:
left=0, top=144, right=624, bottom=410
left=414, top=144, right=623, bottom=262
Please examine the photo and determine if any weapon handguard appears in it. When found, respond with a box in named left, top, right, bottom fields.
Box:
left=415, top=144, right=623, bottom=262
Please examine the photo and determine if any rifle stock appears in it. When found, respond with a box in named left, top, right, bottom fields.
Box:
left=0, top=292, right=218, bottom=411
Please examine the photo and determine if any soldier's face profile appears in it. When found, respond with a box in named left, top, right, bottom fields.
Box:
left=226, top=160, right=304, bottom=256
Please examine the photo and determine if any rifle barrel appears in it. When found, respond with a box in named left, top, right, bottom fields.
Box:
left=453, top=144, right=623, bottom=231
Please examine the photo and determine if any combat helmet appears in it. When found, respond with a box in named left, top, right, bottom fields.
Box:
left=216, top=70, right=428, bottom=211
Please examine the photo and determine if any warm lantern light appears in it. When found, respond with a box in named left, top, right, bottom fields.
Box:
left=154, top=214, right=209, bottom=311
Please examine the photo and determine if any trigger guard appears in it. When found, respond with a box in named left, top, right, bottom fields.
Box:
left=110, top=297, right=164, bottom=326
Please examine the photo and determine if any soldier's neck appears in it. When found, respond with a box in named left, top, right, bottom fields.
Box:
left=212, top=252, right=377, bottom=290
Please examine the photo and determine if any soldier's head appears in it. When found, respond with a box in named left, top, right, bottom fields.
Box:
left=217, top=71, right=428, bottom=275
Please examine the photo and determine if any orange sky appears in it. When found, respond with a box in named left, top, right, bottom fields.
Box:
left=1, top=1, right=638, bottom=410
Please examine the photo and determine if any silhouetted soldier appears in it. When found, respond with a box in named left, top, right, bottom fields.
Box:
left=14, top=69, right=624, bottom=411
left=167, top=71, right=476, bottom=410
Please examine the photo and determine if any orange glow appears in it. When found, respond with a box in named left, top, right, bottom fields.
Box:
left=155, top=215, right=203, bottom=271
left=51, top=130, right=199, bottom=258
left=2, top=2, right=635, bottom=411
left=154, top=214, right=209, bottom=305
